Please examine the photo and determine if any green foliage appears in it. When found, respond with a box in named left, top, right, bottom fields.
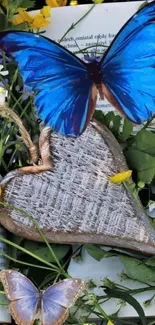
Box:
left=120, top=255, right=155, bottom=284
left=120, top=117, right=133, bottom=142
left=104, top=287, right=147, bottom=325
left=0, top=0, right=35, bottom=29
left=145, top=256, right=155, bottom=267
left=125, top=130, right=155, bottom=184
left=86, top=245, right=117, bottom=261
left=135, top=130, right=155, bottom=156
left=20, top=240, right=71, bottom=264
left=93, top=109, right=133, bottom=142
left=13, top=241, right=71, bottom=286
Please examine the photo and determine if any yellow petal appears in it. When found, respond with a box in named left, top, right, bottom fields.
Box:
left=12, top=15, right=24, bottom=25
left=17, top=8, right=33, bottom=24
left=70, top=0, right=78, bottom=5
left=31, top=13, right=50, bottom=29
left=46, top=0, right=59, bottom=7
left=40, top=6, right=51, bottom=18
left=107, top=321, right=115, bottom=325
left=93, top=0, right=104, bottom=3
left=57, top=0, right=68, bottom=5
left=109, top=170, right=132, bottom=184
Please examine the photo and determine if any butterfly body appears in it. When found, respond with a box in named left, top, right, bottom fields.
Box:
left=0, top=1, right=155, bottom=136
left=0, top=270, right=86, bottom=325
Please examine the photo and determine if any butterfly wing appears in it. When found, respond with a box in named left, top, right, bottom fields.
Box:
left=0, top=270, right=39, bottom=325
left=101, top=1, right=155, bottom=124
left=0, top=31, right=94, bottom=136
left=41, top=278, right=86, bottom=325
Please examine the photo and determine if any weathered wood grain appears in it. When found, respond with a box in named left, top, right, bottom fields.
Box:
left=0, top=120, right=155, bottom=254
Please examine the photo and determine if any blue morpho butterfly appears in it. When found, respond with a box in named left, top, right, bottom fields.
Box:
left=0, top=269, right=86, bottom=325
left=0, top=1, right=155, bottom=137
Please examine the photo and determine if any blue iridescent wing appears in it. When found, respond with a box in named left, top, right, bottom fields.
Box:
left=41, top=278, right=85, bottom=325
left=101, top=1, right=155, bottom=124
left=0, top=31, right=93, bottom=136
left=0, top=270, right=39, bottom=325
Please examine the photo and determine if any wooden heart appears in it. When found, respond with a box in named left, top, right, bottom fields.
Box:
left=0, top=120, right=155, bottom=254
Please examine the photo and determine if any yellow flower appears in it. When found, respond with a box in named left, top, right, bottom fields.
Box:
left=31, top=13, right=50, bottom=29
left=12, top=8, right=50, bottom=29
left=40, top=6, right=51, bottom=18
left=17, top=8, right=33, bottom=24
left=46, top=0, right=67, bottom=7
left=109, top=170, right=132, bottom=184
left=107, top=322, right=115, bottom=325
left=12, top=15, right=24, bottom=25
left=57, top=0, right=67, bottom=5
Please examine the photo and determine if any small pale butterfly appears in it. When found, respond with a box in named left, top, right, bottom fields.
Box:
left=0, top=269, right=86, bottom=325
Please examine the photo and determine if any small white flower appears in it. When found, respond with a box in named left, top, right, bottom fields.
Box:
left=0, top=64, right=8, bottom=76
left=0, top=86, right=8, bottom=105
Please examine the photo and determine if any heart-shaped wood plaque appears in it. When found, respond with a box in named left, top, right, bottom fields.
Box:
left=0, top=120, right=155, bottom=254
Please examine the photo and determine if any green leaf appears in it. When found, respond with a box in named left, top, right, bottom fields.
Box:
left=86, top=245, right=116, bottom=261
left=21, top=240, right=70, bottom=263
left=120, top=255, right=155, bottom=283
left=111, top=115, right=122, bottom=136
left=145, top=256, right=155, bottom=267
left=17, top=0, right=35, bottom=8
left=7, top=22, right=27, bottom=31
left=0, top=13, right=7, bottom=30
left=135, top=130, right=155, bottom=157
left=104, top=112, right=122, bottom=137
left=120, top=118, right=133, bottom=142
left=93, top=110, right=105, bottom=124
left=104, top=287, right=146, bottom=325
left=138, top=1, right=148, bottom=10
left=7, top=0, right=35, bottom=10
left=125, top=149, right=155, bottom=183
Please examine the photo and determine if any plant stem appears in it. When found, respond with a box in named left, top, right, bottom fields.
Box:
left=141, top=115, right=155, bottom=131
left=73, top=44, right=107, bottom=54
left=0, top=250, right=55, bottom=271
left=59, top=4, right=95, bottom=43
left=0, top=201, right=63, bottom=271
left=0, top=234, right=58, bottom=271
left=8, top=68, right=18, bottom=105
left=94, top=301, right=110, bottom=321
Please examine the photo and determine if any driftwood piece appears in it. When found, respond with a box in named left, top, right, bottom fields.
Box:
left=0, top=120, right=155, bottom=254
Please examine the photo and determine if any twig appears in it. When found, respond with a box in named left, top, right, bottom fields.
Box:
left=59, top=4, right=95, bottom=43
left=0, top=104, right=38, bottom=163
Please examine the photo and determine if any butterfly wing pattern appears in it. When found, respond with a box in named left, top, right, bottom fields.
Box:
left=41, top=278, right=86, bottom=325
left=0, top=270, right=86, bottom=325
left=101, top=1, right=155, bottom=124
left=0, top=2, right=155, bottom=134
left=0, top=31, right=93, bottom=136
left=0, top=270, right=39, bottom=325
